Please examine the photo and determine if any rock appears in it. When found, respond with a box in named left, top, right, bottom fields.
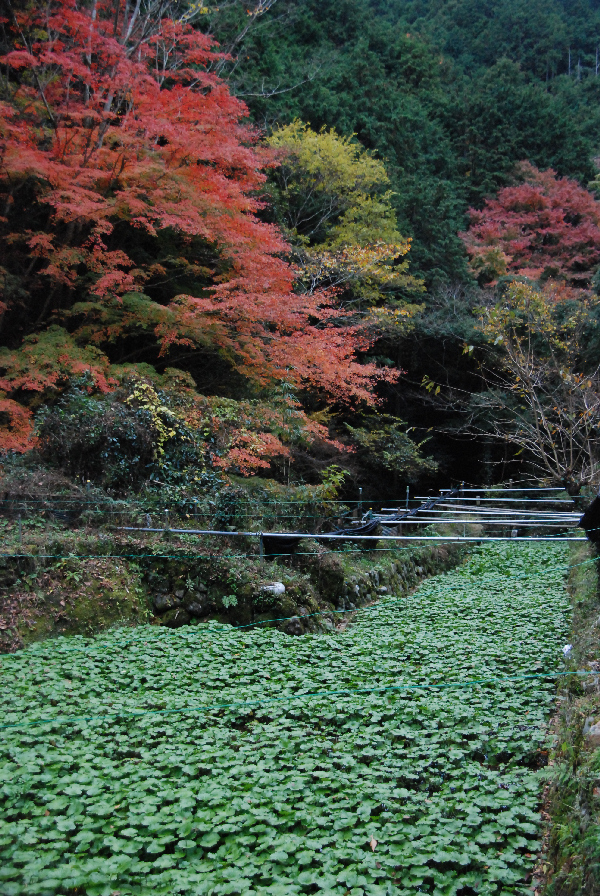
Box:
left=587, top=722, right=600, bottom=747
left=196, top=583, right=208, bottom=593
left=415, top=566, right=424, bottom=575
left=186, top=601, right=206, bottom=617
left=261, top=582, right=285, bottom=596
left=183, top=592, right=211, bottom=614
left=377, top=586, right=388, bottom=595
left=175, top=589, right=185, bottom=599
left=161, top=608, right=191, bottom=628
left=583, top=716, right=595, bottom=735
left=285, top=616, right=304, bottom=636
left=153, top=593, right=180, bottom=613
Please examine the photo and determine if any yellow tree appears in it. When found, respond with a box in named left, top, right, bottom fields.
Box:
left=266, top=121, right=424, bottom=312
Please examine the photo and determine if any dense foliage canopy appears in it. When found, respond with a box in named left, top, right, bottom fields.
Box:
left=3, top=0, right=600, bottom=488
left=462, top=163, right=600, bottom=287
left=0, top=0, right=405, bottom=461
left=204, top=0, right=599, bottom=284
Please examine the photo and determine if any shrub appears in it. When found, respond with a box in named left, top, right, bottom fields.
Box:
left=36, top=378, right=203, bottom=493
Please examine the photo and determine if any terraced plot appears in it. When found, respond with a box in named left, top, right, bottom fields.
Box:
left=0, top=543, right=571, bottom=896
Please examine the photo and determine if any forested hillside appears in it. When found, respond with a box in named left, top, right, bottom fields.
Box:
left=207, top=0, right=600, bottom=281
left=200, top=0, right=600, bottom=489
left=2, top=0, right=600, bottom=499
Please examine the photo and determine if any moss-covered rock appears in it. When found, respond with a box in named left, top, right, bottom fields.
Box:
left=0, top=556, right=152, bottom=653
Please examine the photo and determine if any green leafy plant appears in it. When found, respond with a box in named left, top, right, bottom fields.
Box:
left=0, top=543, right=572, bottom=895
left=346, top=415, right=438, bottom=482
left=36, top=378, right=205, bottom=494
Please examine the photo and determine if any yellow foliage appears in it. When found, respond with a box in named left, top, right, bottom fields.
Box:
left=480, top=280, right=600, bottom=359
left=268, top=120, right=392, bottom=206
left=267, top=121, right=424, bottom=301
left=125, top=381, right=181, bottom=462
left=301, top=240, right=422, bottom=295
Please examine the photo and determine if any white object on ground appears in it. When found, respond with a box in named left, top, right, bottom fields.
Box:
left=260, top=582, right=286, bottom=596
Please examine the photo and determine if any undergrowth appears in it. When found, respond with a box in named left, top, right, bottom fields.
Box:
left=542, top=545, right=600, bottom=895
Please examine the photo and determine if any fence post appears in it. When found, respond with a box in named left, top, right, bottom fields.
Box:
left=358, top=487, right=363, bottom=516
left=259, top=532, right=264, bottom=563
left=405, top=486, right=409, bottom=511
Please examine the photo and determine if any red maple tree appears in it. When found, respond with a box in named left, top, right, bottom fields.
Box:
left=0, top=0, right=394, bottom=450
left=461, top=162, right=600, bottom=287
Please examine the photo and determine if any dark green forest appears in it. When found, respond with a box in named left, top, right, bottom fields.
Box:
left=210, top=0, right=600, bottom=281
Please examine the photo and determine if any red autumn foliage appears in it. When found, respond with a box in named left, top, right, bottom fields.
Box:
left=0, top=328, right=115, bottom=396
left=0, top=399, right=35, bottom=453
left=174, top=384, right=344, bottom=476
left=461, top=162, right=600, bottom=287
left=0, top=0, right=394, bottom=451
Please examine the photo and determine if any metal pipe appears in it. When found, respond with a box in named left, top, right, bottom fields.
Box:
left=415, top=496, right=574, bottom=503
left=115, top=526, right=584, bottom=541
left=458, top=487, right=565, bottom=492
left=408, top=507, right=578, bottom=514
left=423, top=516, right=578, bottom=522
left=377, top=520, right=580, bottom=526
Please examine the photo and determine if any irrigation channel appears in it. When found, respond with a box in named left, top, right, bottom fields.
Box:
left=0, top=488, right=590, bottom=895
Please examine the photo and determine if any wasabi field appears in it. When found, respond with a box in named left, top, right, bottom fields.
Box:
left=0, top=543, right=572, bottom=896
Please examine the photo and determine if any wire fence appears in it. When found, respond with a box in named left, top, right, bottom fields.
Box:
left=0, top=482, right=587, bottom=559
left=1, top=670, right=594, bottom=732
